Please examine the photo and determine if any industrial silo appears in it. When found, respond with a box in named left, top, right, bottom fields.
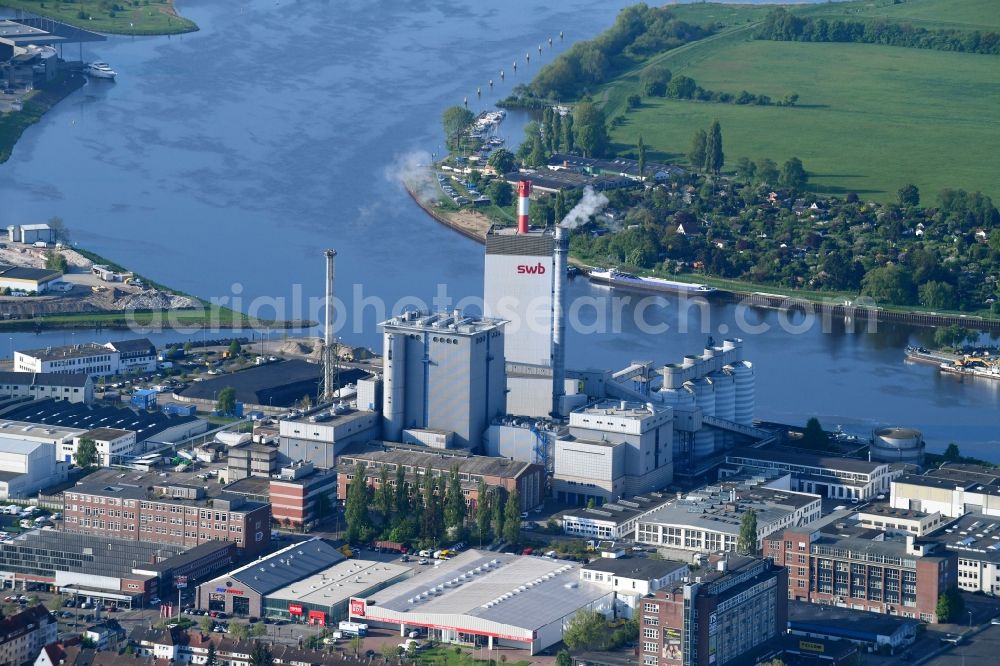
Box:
left=871, top=427, right=925, bottom=465
left=728, top=361, right=755, bottom=426
left=689, top=376, right=716, bottom=458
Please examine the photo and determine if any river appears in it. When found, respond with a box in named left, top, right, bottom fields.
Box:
left=0, top=0, right=996, bottom=458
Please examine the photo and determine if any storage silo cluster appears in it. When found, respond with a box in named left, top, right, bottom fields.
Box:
left=658, top=339, right=755, bottom=459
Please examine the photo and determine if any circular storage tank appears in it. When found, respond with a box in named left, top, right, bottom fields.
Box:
left=871, top=427, right=925, bottom=464
left=710, top=369, right=736, bottom=451
left=728, top=361, right=755, bottom=426
left=688, top=377, right=716, bottom=458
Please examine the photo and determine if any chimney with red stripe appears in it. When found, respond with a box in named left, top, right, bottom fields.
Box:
left=517, top=180, right=532, bottom=234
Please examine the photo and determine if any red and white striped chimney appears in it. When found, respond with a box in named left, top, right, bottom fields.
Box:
left=517, top=180, right=532, bottom=234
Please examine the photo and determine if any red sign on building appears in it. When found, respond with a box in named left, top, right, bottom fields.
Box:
left=308, top=610, right=327, bottom=625
left=289, top=603, right=304, bottom=615
left=349, top=598, right=366, bottom=618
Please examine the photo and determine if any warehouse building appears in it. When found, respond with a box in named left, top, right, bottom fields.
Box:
left=0, top=530, right=233, bottom=608
left=638, top=555, right=788, bottom=666
left=351, top=550, right=615, bottom=654
left=0, top=371, right=93, bottom=404
left=890, top=463, right=1000, bottom=518
left=2, top=398, right=207, bottom=448
left=724, top=447, right=900, bottom=501
left=264, top=558, right=411, bottom=624
left=338, top=442, right=545, bottom=512
left=195, top=538, right=345, bottom=618
left=0, top=265, right=61, bottom=293
left=636, top=484, right=821, bottom=554
left=0, top=437, right=67, bottom=499
left=553, top=399, right=673, bottom=505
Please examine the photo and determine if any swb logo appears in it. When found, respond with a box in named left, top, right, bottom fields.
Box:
left=516, top=263, right=546, bottom=275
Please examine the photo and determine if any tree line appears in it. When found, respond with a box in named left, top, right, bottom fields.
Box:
left=343, top=462, right=523, bottom=548
left=755, top=8, right=1000, bottom=56
left=521, top=4, right=710, bottom=101
left=635, top=63, right=799, bottom=108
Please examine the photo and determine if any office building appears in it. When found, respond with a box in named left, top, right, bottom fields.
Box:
left=579, top=557, right=688, bottom=617
left=14, top=338, right=155, bottom=378
left=638, top=555, right=787, bottom=666
left=854, top=506, right=947, bottom=537
left=921, top=512, right=1000, bottom=596
left=0, top=371, right=93, bottom=404
left=483, top=226, right=554, bottom=367
left=62, top=427, right=136, bottom=466
left=268, top=463, right=337, bottom=530
left=62, top=468, right=271, bottom=554
left=765, top=522, right=956, bottom=623
left=352, top=550, right=615, bottom=654
left=724, top=447, right=900, bottom=501
left=338, top=442, right=545, bottom=512
left=636, top=484, right=821, bottom=554
left=382, top=310, right=506, bottom=449
left=553, top=400, right=673, bottom=506
left=277, top=407, right=380, bottom=469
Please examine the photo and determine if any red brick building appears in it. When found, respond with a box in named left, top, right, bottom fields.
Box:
left=765, top=527, right=956, bottom=623
left=638, top=555, right=787, bottom=666
left=337, top=443, right=545, bottom=512
left=62, top=470, right=271, bottom=555
left=269, top=467, right=337, bottom=530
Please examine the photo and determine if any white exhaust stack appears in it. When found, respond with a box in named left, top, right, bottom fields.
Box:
left=319, top=248, right=338, bottom=402
left=552, top=226, right=568, bottom=417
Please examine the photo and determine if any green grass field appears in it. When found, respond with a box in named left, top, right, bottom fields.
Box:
left=604, top=30, right=1000, bottom=201
left=797, top=0, right=1000, bottom=31
left=0, top=0, right=197, bottom=35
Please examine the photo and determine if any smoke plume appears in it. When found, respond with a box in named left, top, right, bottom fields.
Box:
left=384, top=150, right=439, bottom=203
left=560, top=186, right=609, bottom=229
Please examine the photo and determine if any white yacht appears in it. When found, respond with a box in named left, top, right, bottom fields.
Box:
left=84, top=62, right=117, bottom=79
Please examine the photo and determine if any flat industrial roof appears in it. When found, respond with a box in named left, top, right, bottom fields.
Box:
left=206, top=538, right=345, bottom=596
left=0, top=372, right=90, bottom=387
left=2, top=398, right=200, bottom=443
left=268, top=559, right=411, bottom=607
left=0, top=419, right=82, bottom=440
left=728, top=447, right=884, bottom=474
left=0, top=265, right=61, bottom=282
left=581, top=557, right=687, bottom=580
left=363, top=550, right=610, bottom=632
left=638, top=487, right=818, bottom=535
left=561, top=492, right=673, bottom=526
left=179, top=360, right=366, bottom=408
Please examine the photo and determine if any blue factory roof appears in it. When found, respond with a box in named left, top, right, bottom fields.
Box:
left=2, top=398, right=200, bottom=443
left=179, top=359, right=366, bottom=408
left=217, top=538, right=345, bottom=595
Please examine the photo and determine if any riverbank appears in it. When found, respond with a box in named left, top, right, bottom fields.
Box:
left=406, top=182, right=1000, bottom=333
left=0, top=72, right=84, bottom=164
left=0, top=0, right=197, bottom=35
left=0, top=244, right=313, bottom=332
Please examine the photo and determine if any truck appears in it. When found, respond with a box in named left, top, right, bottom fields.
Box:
left=338, top=621, right=368, bottom=637
left=374, top=540, right=408, bottom=554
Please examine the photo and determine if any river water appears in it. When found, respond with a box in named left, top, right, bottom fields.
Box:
left=0, top=0, right=996, bottom=457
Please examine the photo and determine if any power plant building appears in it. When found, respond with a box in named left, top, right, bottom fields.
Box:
left=483, top=226, right=554, bottom=368
left=381, top=310, right=506, bottom=450
left=553, top=399, right=673, bottom=505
